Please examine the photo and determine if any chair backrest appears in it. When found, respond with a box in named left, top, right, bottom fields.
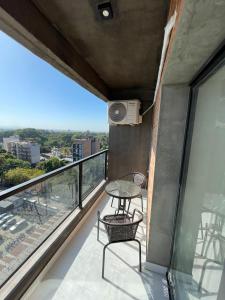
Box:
left=121, top=172, right=146, bottom=189
left=132, top=172, right=146, bottom=188
left=98, top=209, right=143, bottom=243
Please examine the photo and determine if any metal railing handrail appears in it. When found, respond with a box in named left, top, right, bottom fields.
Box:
left=0, top=149, right=108, bottom=201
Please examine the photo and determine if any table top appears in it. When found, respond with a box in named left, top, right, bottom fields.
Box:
left=105, top=180, right=141, bottom=199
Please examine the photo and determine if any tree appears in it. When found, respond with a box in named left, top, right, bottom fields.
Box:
left=71, top=133, right=79, bottom=141
left=4, top=158, right=31, bottom=170
left=0, top=152, right=16, bottom=160
left=15, top=128, right=47, bottom=145
left=99, top=135, right=109, bottom=150
left=37, top=157, right=67, bottom=173
left=0, top=155, right=31, bottom=184
left=61, top=147, right=71, bottom=157
left=40, top=145, right=51, bottom=153
left=4, top=168, right=44, bottom=186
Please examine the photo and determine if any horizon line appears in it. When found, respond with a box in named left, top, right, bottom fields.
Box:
left=0, top=126, right=109, bottom=133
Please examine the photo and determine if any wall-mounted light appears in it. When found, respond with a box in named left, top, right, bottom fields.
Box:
left=98, top=2, right=113, bottom=20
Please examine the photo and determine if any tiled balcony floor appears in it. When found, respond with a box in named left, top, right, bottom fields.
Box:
left=24, top=192, right=169, bottom=300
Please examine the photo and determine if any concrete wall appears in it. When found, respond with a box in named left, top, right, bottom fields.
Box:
left=108, top=104, right=151, bottom=180
left=145, top=0, right=225, bottom=268
left=164, top=0, right=225, bottom=85
left=146, top=84, right=189, bottom=267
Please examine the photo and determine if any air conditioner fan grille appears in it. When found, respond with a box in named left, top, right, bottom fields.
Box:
left=109, top=102, right=127, bottom=122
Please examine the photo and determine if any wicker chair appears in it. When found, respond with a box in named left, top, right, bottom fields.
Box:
left=198, top=234, right=225, bottom=293
left=97, top=209, right=143, bottom=278
left=111, top=172, right=146, bottom=212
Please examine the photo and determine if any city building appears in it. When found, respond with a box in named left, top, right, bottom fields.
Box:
left=3, top=135, right=20, bottom=152
left=0, top=1, right=224, bottom=300
left=51, top=147, right=61, bottom=158
left=72, top=138, right=100, bottom=161
left=8, top=141, right=40, bottom=164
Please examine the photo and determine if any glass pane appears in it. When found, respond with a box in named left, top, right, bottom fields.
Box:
left=0, top=165, right=78, bottom=286
left=82, top=153, right=105, bottom=199
left=170, top=64, right=225, bottom=299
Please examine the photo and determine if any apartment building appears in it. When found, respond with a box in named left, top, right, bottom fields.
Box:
left=72, top=138, right=100, bottom=161
left=8, top=141, right=40, bottom=164
left=3, top=135, right=20, bottom=152
left=51, top=147, right=61, bottom=158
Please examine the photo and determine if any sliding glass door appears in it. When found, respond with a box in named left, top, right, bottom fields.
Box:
left=169, top=60, right=225, bottom=299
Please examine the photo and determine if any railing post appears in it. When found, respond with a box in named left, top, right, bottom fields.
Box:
left=104, top=150, right=108, bottom=180
left=79, top=162, right=83, bottom=209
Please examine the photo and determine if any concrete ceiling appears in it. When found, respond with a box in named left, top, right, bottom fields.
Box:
left=164, top=0, right=225, bottom=85
left=0, top=0, right=169, bottom=101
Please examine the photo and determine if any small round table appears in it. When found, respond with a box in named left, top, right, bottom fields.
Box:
left=105, top=180, right=141, bottom=214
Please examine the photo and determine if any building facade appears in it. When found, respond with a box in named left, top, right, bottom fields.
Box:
left=72, top=138, right=100, bottom=161
left=8, top=141, right=40, bottom=164
left=3, top=135, right=20, bottom=152
left=51, top=147, right=61, bottom=158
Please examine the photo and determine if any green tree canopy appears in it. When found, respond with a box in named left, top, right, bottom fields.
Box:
left=61, top=147, right=71, bottom=157
left=4, top=168, right=44, bottom=186
left=0, top=152, right=16, bottom=160
left=15, top=128, right=47, bottom=145
left=0, top=155, right=31, bottom=183
left=37, top=157, right=66, bottom=173
left=4, top=158, right=31, bottom=169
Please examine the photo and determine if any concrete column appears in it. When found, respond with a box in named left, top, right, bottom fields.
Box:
left=146, top=84, right=189, bottom=267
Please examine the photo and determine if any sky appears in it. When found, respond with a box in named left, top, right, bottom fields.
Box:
left=0, top=31, right=108, bottom=132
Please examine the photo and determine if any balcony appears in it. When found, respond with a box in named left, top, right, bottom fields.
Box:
left=0, top=150, right=168, bottom=299
left=23, top=190, right=169, bottom=300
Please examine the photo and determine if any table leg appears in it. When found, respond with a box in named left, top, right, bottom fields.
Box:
left=122, top=199, right=126, bottom=214
left=118, top=198, right=121, bottom=214
left=116, top=198, right=131, bottom=215
left=116, top=198, right=126, bottom=214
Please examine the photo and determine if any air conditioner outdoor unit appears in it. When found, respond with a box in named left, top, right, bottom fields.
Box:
left=108, top=100, right=142, bottom=125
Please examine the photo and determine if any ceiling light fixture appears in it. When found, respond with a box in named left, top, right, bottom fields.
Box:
left=102, top=9, right=110, bottom=18
left=98, top=2, right=113, bottom=20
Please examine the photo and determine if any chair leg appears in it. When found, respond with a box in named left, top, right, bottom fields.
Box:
left=198, top=259, right=221, bottom=292
left=127, top=199, right=131, bottom=214
left=201, top=223, right=208, bottom=256
left=200, top=215, right=204, bottom=240
left=102, top=243, right=109, bottom=278
left=115, top=198, right=120, bottom=215
left=140, top=195, right=143, bottom=212
left=134, top=239, right=142, bottom=272
left=97, top=218, right=100, bottom=241
left=111, top=196, right=114, bottom=207
left=204, top=234, right=214, bottom=258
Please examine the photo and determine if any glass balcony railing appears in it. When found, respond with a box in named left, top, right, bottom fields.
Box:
left=82, top=152, right=106, bottom=199
left=0, top=150, right=108, bottom=288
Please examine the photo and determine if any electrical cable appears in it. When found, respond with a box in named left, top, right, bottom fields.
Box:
left=141, top=11, right=177, bottom=117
